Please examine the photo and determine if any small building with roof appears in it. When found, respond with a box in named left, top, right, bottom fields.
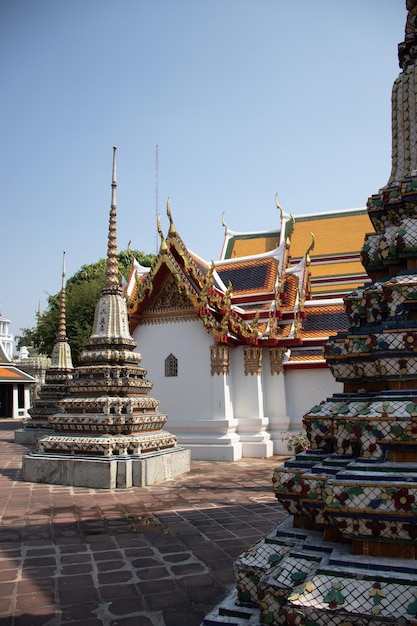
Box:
left=126, top=200, right=372, bottom=460
left=0, top=343, right=36, bottom=419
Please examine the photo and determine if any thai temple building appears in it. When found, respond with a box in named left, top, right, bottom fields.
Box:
left=125, top=198, right=371, bottom=461
left=205, top=2, right=417, bottom=624
left=0, top=308, right=48, bottom=416
left=22, top=147, right=190, bottom=489
left=15, top=253, right=74, bottom=444
left=0, top=343, right=36, bottom=419
left=0, top=312, right=14, bottom=360
left=10, top=306, right=52, bottom=403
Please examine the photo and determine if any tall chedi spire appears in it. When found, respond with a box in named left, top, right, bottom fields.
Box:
left=22, top=147, right=190, bottom=488
left=51, top=251, right=73, bottom=369
left=84, top=147, right=136, bottom=352
left=387, top=0, right=417, bottom=186
left=15, top=252, right=74, bottom=444
left=207, top=5, right=417, bottom=625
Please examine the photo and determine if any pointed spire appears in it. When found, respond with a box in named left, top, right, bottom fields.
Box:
left=103, top=146, right=121, bottom=294
left=50, top=251, right=73, bottom=370
left=84, top=147, right=136, bottom=349
left=56, top=251, right=68, bottom=342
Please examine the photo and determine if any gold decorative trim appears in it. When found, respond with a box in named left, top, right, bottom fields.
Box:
left=244, top=346, right=262, bottom=376
left=269, top=347, right=286, bottom=375
left=210, top=344, right=230, bottom=376
left=140, top=311, right=197, bottom=325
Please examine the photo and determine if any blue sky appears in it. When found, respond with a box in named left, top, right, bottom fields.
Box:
left=1, top=0, right=406, bottom=342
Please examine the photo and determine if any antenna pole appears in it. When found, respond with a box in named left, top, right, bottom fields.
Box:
left=155, top=145, right=159, bottom=254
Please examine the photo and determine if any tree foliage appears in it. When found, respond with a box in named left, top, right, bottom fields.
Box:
left=16, top=249, right=154, bottom=366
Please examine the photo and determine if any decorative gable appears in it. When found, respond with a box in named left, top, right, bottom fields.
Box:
left=140, top=274, right=197, bottom=325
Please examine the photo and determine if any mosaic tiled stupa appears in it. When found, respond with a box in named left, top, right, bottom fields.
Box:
left=205, top=4, right=417, bottom=625
left=22, top=147, right=190, bottom=488
left=15, top=252, right=74, bottom=445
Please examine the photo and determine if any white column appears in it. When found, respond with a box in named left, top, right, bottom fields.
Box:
left=182, top=345, right=241, bottom=461
left=12, top=385, right=19, bottom=419
left=263, top=347, right=292, bottom=454
left=234, top=346, right=273, bottom=458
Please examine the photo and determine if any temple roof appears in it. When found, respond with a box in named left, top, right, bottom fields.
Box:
left=0, top=344, right=36, bottom=384
left=126, top=200, right=359, bottom=353
left=300, top=303, right=349, bottom=338
left=221, top=208, right=371, bottom=299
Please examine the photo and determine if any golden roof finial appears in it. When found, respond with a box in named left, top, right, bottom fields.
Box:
left=166, top=197, right=177, bottom=236
left=157, top=214, right=168, bottom=252
left=275, top=193, right=283, bottom=221
left=306, top=232, right=315, bottom=265
left=221, top=211, right=228, bottom=232
left=127, top=240, right=134, bottom=262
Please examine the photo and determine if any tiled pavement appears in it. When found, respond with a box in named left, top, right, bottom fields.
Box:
left=0, top=420, right=288, bottom=626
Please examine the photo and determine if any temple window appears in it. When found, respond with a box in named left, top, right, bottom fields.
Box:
left=165, top=353, right=178, bottom=377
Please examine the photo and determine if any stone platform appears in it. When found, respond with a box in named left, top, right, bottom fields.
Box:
left=0, top=419, right=287, bottom=626
left=14, top=427, right=54, bottom=445
left=22, top=446, right=191, bottom=488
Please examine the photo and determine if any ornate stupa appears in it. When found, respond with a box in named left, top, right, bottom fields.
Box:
left=22, top=147, right=190, bottom=488
left=14, top=304, right=52, bottom=402
left=205, top=4, right=417, bottom=625
left=15, top=252, right=74, bottom=444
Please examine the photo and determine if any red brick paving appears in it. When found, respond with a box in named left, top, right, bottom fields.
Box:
left=0, top=419, right=287, bottom=625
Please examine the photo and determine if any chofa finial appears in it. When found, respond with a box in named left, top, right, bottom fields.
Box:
left=275, top=193, right=283, bottom=220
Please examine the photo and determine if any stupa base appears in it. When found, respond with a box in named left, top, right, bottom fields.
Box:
left=14, top=427, right=54, bottom=445
left=22, top=447, right=190, bottom=489
left=204, top=517, right=417, bottom=625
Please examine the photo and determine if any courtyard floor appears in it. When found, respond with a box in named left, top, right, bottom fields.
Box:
left=0, top=420, right=288, bottom=626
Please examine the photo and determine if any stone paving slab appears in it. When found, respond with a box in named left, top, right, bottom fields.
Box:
left=0, top=420, right=288, bottom=626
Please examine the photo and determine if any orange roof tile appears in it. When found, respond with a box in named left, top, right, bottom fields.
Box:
left=311, top=282, right=368, bottom=297
left=289, top=210, right=371, bottom=297
left=0, top=366, right=35, bottom=383
left=224, top=233, right=280, bottom=259
left=307, top=260, right=367, bottom=279
left=290, top=211, right=371, bottom=259
left=288, top=351, right=325, bottom=362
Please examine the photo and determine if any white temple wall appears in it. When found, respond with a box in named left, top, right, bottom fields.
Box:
left=133, top=321, right=343, bottom=460
left=284, top=366, right=343, bottom=430
left=134, top=320, right=242, bottom=461
left=134, top=319, right=211, bottom=420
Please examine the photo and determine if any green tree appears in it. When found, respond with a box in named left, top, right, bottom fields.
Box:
left=16, top=249, right=154, bottom=366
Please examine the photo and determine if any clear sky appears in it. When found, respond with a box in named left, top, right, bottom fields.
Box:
left=1, top=0, right=406, bottom=343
